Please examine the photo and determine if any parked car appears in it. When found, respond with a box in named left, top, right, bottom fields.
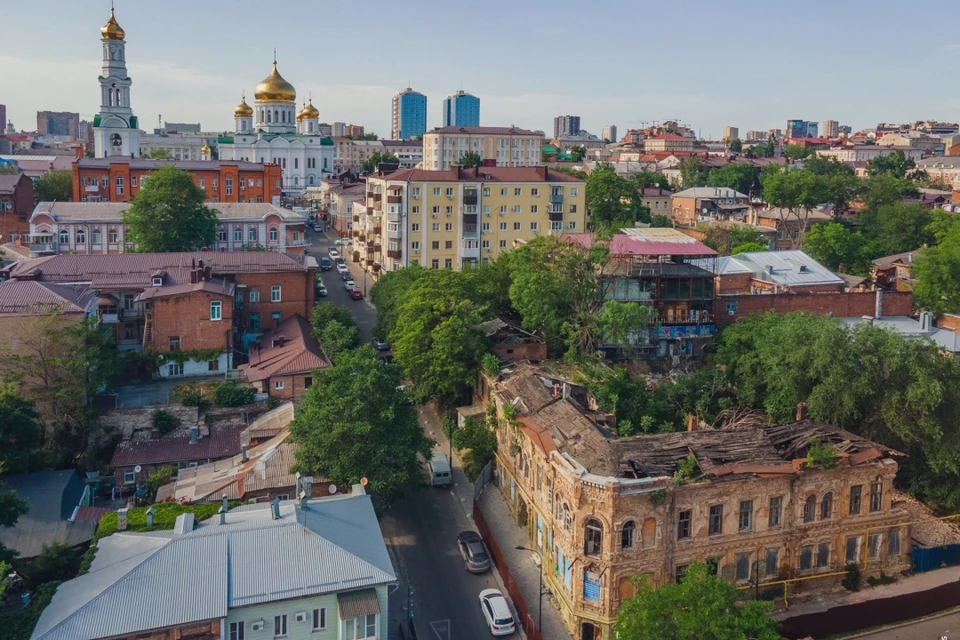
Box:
left=344, top=279, right=356, bottom=290
left=329, top=248, right=340, bottom=259
left=336, top=263, right=349, bottom=275
left=456, top=531, right=491, bottom=573
left=371, top=337, right=390, bottom=351
left=335, top=256, right=346, bottom=266
left=335, top=238, right=351, bottom=246
left=429, top=452, right=451, bottom=486
left=319, top=257, right=332, bottom=270
left=478, top=589, right=515, bottom=636
left=349, top=288, right=363, bottom=300
left=316, top=281, right=328, bottom=297
left=312, top=223, right=322, bottom=232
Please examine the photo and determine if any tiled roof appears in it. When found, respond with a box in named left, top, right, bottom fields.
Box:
left=564, top=227, right=717, bottom=257
left=76, top=157, right=268, bottom=171
left=427, top=126, right=540, bottom=136
left=0, top=279, right=95, bottom=315
left=0, top=172, right=29, bottom=193
left=136, top=279, right=236, bottom=301
left=239, top=314, right=329, bottom=383
left=111, top=421, right=246, bottom=468
left=374, top=166, right=583, bottom=184
left=32, top=201, right=308, bottom=222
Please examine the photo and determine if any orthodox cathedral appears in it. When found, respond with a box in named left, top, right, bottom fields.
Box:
left=93, top=7, right=139, bottom=158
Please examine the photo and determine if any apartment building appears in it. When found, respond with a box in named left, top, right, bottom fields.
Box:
left=357, top=166, right=586, bottom=273
left=915, top=157, right=960, bottom=188
left=637, top=185, right=673, bottom=216
left=479, top=365, right=910, bottom=640
left=380, top=139, right=423, bottom=168
left=28, top=201, right=310, bottom=256
left=0, top=172, right=35, bottom=242
left=643, top=133, right=695, bottom=153
left=671, top=186, right=750, bottom=226
left=36, top=111, right=80, bottom=138
left=72, top=156, right=282, bottom=204
left=0, top=252, right=316, bottom=376
left=722, top=126, right=739, bottom=142
left=422, top=126, right=543, bottom=170
left=816, top=145, right=924, bottom=164
left=30, top=486, right=395, bottom=640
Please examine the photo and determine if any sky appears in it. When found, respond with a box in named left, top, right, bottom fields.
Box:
left=3, top=0, right=960, bottom=140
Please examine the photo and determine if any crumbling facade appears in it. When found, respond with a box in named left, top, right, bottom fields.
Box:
left=486, top=365, right=910, bottom=640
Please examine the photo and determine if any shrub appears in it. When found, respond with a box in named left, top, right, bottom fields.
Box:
left=451, top=415, right=497, bottom=481
left=144, top=464, right=177, bottom=501
left=866, top=572, right=897, bottom=587
left=482, top=353, right=501, bottom=378
left=842, top=563, right=861, bottom=592
left=213, top=382, right=255, bottom=407
left=151, top=409, right=175, bottom=435
left=0, top=580, right=59, bottom=640
left=22, top=542, right=80, bottom=586
left=806, top=437, right=838, bottom=469
left=169, top=382, right=204, bottom=406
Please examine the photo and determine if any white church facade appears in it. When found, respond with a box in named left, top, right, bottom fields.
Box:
left=93, top=8, right=140, bottom=159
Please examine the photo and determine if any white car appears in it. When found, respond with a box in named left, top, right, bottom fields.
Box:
left=336, top=263, right=349, bottom=275
left=479, top=589, right=515, bottom=636
left=344, top=279, right=356, bottom=291
left=329, top=249, right=340, bottom=260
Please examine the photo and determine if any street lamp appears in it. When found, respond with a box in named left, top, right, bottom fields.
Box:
left=515, top=545, right=543, bottom=631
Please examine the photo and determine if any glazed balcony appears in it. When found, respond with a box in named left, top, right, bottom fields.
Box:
left=387, top=191, right=402, bottom=204
left=463, top=189, right=478, bottom=205
left=550, top=193, right=564, bottom=204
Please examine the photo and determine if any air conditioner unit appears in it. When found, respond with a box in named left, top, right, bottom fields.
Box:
left=446, top=212, right=452, bottom=217
left=295, top=612, right=307, bottom=623
left=251, top=620, right=265, bottom=632
left=484, top=212, right=491, bottom=217
left=499, top=212, right=506, bottom=217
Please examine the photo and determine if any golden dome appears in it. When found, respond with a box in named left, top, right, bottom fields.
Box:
left=297, top=99, right=319, bottom=121
left=254, top=61, right=296, bottom=102
left=101, top=7, right=125, bottom=41
left=201, top=143, right=212, bottom=154
left=234, top=94, right=253, bottom=118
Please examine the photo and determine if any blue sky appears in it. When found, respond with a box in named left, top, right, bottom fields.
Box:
left=4, top=0, right=958, bottom=139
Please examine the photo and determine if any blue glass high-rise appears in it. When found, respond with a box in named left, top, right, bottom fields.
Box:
left=392, top=88, right=427, bottom=140
left=443, top=90, right=480, bottom=127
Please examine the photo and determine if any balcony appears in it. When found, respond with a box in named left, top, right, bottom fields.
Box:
left=461, top=242, right=480, bottom=260
left=372, top=192, right=382, bottom=202
left=387, top=210, right=402, bottom=223
left=462, top=213, right=478, bottom=225
left=29, top=243, right=57, bottom=255
left=387, top=227, right=402, bottom=239
left=367, top=206, right=375, bottom=215
left=353, top=214, right=360, bottom=223
left=387, top=247, right=402, bottom=259
left=464, top=190, right=478, bottom=205
left=374, top=243, right=382, bottom=252
left=387, top=193, right=402, bottom=204
left=463, top=224, right=478, bottom=238
left=290, top=238, right=307, bottom=247
left=549, top=209, right=563, bottom=222
left=373, top=225, right=382, bottom=235
left=550, top=193, right=564, bottom=204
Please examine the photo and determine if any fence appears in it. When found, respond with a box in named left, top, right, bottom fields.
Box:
left=474, top=501, right=543, bottom=640
left=473, top=460, right=492, bottom=501
left=913, top=543, right=960, bottom=573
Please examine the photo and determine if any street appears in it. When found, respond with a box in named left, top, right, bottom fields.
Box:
left=849, top=609, right=960, bottom=640
left=308, top=225, right=511, bottom=640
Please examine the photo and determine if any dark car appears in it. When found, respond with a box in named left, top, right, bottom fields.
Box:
left=349, top=288, right=363, bottom=300
left=371, top=338, right=390, bottom=351
left=456, top=531, right=491, bottom=573
left=319, top=257, right=332, bottom=271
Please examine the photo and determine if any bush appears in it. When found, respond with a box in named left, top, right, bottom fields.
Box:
left=151, top=409, right=175, bottom=435
left=169, top=382, right=205, bottom=406
left=22, top=542, right=81, bottom=586
left=866, top=571, right=897, bottom=587
left=0, top=580, right=60, bottom=640
left=450, top=415, right=497, bottom=481
left=213, top=382, right=255, bottom=407
left=144, top=464, right=177, bottom=501
left=842, top=563, right=861, bottom=592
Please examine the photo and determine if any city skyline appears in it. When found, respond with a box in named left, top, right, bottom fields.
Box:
left=3, top=0, right=960, bottom=140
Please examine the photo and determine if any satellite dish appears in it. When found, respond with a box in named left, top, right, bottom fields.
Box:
left=134, top=465, right=142, bottom=473
left=360, top=477, right=369, bottom=486
left=328, top=483, right=337, bottom=495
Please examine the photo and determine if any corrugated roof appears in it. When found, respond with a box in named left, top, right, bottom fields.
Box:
left=239, top=314, right=329, bottom=382
left=32, top=201, right=309, bottom=222
left=111, top=421, right=245, bottom=468
left=673, top=186, right=749, bottom=199
left=0, top=172, right=30, bottom=193
left=0, top=280, right=95, bottom=315
left=706, top=250, right=844, bottom=287
left=76, top=157, right=267, bottom=171
left=338, top=588, right=381, bottom=618
left=31, top=493, right=394, bottom=640
left=136, top=278, right=235, bottom=301
left=564, top=228, right=717, bottom=257
left=244, top=401, right=296, bottom=440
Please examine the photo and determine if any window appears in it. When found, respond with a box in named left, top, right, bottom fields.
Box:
left=444, top=258, right=452, bottom=269
left=116, top=175, right=124, bottom=195
left=431, top=222, right=440, bottom=231
left=482, top=222, right=490, bottom=231
left=867, top=533, right=882, bottom=561
left=412, top=187, right=421, bottom=198
left=431, top=241, right=440, bottom=250
left=226, top=178, right=233, bottom=196
left=271, top=285, right=281, bottom=302
left=738, top=500, right=753, bottom=532
left=708, top=505, right=723, bottom=536
left=869, top=480, right=883, bottom=512
left=412, top=223, right=420, bottom=232
left=514, top=188, right=522, bottom=196
left=799, top=545, right=813, bottom=571
left=123, top=469, right=135, bottom=484
left=888, top=529, right=901, bottom=556
left=249, top=287, right=260, bottom=303
left=803, top=495, right=816, bottom=523
left=816, top=542, right=830, bottom=568
left=765, top=548, right=778, bottom=576
left=735, top=553, right=751, bottom=581
left=168, top=362, right=183, bottom=376
left=431, top=259, right=439, bottom=269
left=412, top=206, right=420, bottom=214
left=274, top=380, right=285, bottom=390
left=169, top=336, right=181, bottom=351
left=274, top=614, right=287, bottom=637
left=249, top=227, right=257, bottom=243
left=92, top=228, right=102, bottom=244
left=131, top=175, right=138, bottom=188
left=846, top=536, right=861, bottom=563
left=768, top=496, right=782, bottom=527
left=530, top=222, right=538, bottom=231
left=208, top=359, right=219, bottom=372
left=820, top=492, right=832, bottom=520
left=432, top=187, right=440, bottom=196
left=849, top=485, right=862, bottom=515
left=312, top=608, right=326, bottom=630
left=271, top=311, right=281, bottom=324
left=249, top=313, right=260, bottom=330
left=530, top=205, right=538, bottom=214
left=499, top=239, right=507, bottom=248
left=677, top=510, right=691, bottom=540
left=445, top=223, right=452, bottom=231
left=499, top=222, right=507, bottom=231
left=500, top=205, right=507, bottom=214
left=584, top=518, right=603, bottom=556
left=210, top=300, right=222, bottom=321
left=482, top=239, right=490, bottom=248
left=571, top=187, right=578, bottom=196
left=59, top=229, right=68, bottom=245
left=109, top=227, right=118, bottom=243
left=411, top=241, right=420, bottom=251
left=234, top=227, right=242, bottom=242
left=445, top=240, right=453, bottom=249
left=621, top=521, right=635, bottom=549
left=217, top=227, right=226, bottom=242
left=567, top=221, right=576, bottom=230
left=229, top=621, right=244, bottom=640
left=675, top=564, right=688, bottom=583
left=445, top=187, right=454, bottom=197
left=76, top=228, right=86, bottom=243
left=269, top=227, right=278, bottom=241
left=569, top=204, right=577, bottom=213
left=513, top=222, right=521, bottom=230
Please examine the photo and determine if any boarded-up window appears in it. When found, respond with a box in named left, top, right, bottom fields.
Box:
left=618, top=575, right=636, bottom=600
left=583, top=570, right=601, bottom=602
left=641, top=518, right=657, bottom=549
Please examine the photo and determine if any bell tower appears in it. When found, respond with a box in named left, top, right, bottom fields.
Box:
left=93, top=5, right=140, bottom=158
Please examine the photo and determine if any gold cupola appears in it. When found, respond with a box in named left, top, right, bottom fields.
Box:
left=254, top=60, right=296, bottom=103
left=101, top=7, right=125, bottom=41
left=201, top=143, right=212, bottom=154
left=297, top=98, right=319, bottom=121
left=234, top=93, right=253, bottom=118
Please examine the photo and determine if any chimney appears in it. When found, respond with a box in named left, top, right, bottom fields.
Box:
left=241, top=444, right=248, bottom=462
left=199, top=259, right=204, bottom=270
left=874, top=288, right=883, bottom=319
left=150, top=429, right=160, bottom=440
left=190, top=270, right=198, bottom=284
left=117, top=507, right=128, bottom=531
left=796, top=402, right=808, bottom=421
left=553, top=383, right=561, bottom=398
left=222, top=494, right=229, bottom=515
left=303, top=476, right=314, bottom=499
left=191, top=258, right=196, bottom=270
left=295, top=472, right=302, bottom=503
left=146, top=506, right=155, bottom=528
left=687, top=415, right=697, bottom=432
left=189, top=426, right=198, bottom=444
left=204, top=265, right=212, bottom=281
left=218, top=505, right=226, bottom=524
left=271, top=496, right=281, bottom=520
left=920, top=311, right=933, bottom=331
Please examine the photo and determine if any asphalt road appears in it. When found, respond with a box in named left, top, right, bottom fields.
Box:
left=309, top=226, right=508, bottom=639
left=851, top=609, right=960, bottom=640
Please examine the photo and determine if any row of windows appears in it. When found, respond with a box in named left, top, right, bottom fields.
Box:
left=228, top=608, right=343, bottom=639
left=216, top=226, right=285, bottom=243
left=57, top=228, right=124, bottom=245
left=408, top=204, right=577, bottom=215
left=410, top=186, right=578, bottom=198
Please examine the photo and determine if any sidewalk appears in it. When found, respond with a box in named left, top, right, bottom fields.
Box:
left=477, top=485, right=573, bottom=640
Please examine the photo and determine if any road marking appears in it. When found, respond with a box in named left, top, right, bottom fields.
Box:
left=429, top=619, right=450, bottom=640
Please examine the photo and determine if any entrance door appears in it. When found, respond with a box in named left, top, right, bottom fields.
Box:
left=581, top=622, right=598, bottom=640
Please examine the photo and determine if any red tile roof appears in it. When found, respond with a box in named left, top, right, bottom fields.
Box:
left=376, top=166, right=583, bottom=183
left=0, top=279, right=94, bottom=315
left=240, top=314, right=329, bottom=383
left=111, top=422, right=246, bottom=467
left=137, top=279, right=236, bottom=301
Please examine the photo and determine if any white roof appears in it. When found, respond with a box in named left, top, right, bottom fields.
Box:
left=839, top=316, right=960, bottom=353
left=31, top=202, right=310, bottom=223
left=673, top=186, right=748, bottom=199
left=31, top=491, right=394, bottom=640
left=700, top=250, right=844, bottom=287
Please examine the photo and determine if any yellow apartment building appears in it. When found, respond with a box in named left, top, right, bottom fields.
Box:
left=422, top=126, right=544, bottom=170
left=354, top=166, right=586, bottom=274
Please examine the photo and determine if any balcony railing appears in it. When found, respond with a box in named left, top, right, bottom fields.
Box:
left=463, top=224, right=478, bottom=237
left=387, top=211, right=402, bottom=223
left=464, top=191, right=478, bottom=205
left=550, top=193, right=564, bottom=203
left=387, top=248, right=402, bottom=259
left=387, top=194, right=402, bottom=203
left=29, top=243, right=57, bottom=254
left=290, top=239, right=307, bottom=247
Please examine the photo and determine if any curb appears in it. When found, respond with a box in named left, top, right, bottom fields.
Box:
left=836, top=604, right=960, bottom=639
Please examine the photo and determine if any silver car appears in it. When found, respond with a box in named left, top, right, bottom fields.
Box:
left=457, top=531, right=491, bottom=573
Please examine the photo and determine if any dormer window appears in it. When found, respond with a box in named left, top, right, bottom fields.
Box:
left=152, top=277, right=163, bottom=287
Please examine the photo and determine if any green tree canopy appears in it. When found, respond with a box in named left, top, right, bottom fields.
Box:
left=569, top=145, right=587, bottom=162
left=122, top=165, right=218, bottom=252
left=144, top=148, right=171, bottom=160
left=860, top=173, right=920, bottom=211
left=290, top=346, right=433, bottom=509
left=630, top=172, right=671, bottom=191
left=866, top=149, right=922, bottom=180
left=760, top=166, right=830, bottom=248
left=586, top=163, right=643, bottom=229
left=0, top=384, right=42, bottom=474
left=615, top=561, right=783, bottom=640
left=856, top=202, right=933, bottom=258
left=782, top=143, right=813, bottom=160
left=913, top=228, right=960, bottom=316
left=803, top=155, right=860, bottom=215
left=803, top=222, right=870, bottom=274
left=728, top=138, right=742, bottom=152
left=457, top=150, right=484, bottom=168
left=33, top=170, right=73, bottom=204
left=369, top=263, right=425, bottom=339
left=678, top=157, right=710, bottom=188
left=731, top=241, right=768, bottom=255
left=317, top=321, right=359, bottom=363
left=707, top=163, right=759, bottom=195
left=361, top=151, right=400, bottom=175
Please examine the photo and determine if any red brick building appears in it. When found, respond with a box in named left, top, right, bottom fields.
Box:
left=240, top=314, right=329, bottom=400
left=0, top=173, right=35, bottom=242
left=72, top=157, right=282, bottom=204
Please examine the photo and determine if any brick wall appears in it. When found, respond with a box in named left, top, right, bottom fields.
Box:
left=715, top=290, right=913, bottom=324
left=0, top=174, right=35, bottom=240
left=236, top=271, right=315, bottom=331
left=265, top=372, right=314, bottom=400
left=493, top=341, right=547, bottom=362
left=150, top=290, right=234, bottom=353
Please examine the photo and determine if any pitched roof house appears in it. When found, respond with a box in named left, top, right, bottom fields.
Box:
left=239, top=314, right=329, bottom=400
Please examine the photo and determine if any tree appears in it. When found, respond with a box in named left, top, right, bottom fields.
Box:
left=803, top=155, right=860, bottom=216
left=213, top=382, right=254, bottom=407
left=856, top=202, right=932, bottom=258
left=310, top=301, right=357, bottom=336
left=144, top=465, right=176, bottom=501
left=361, top=151, right=400, bottom=175
left=866, top=149, right=922, bottom=180
left=678, top=157, right=710, bottom=188
left=731, top=242, right=768, bottom=255
left=913, top=232, right=960, bottom=316
left=0, top=164, right=18, bottom=175
left=586, top=163, right=641, bottom=229
left=457, top=151, right=484, bottom=169
left=369, top=264, right=425, bottom=339
left=26, top=541, right=81, bottom=585
left=728, top=138, right=742, bottom=152
left=290, top=346, right=433, bottom=509
left=390, top=270, right=489, bottom=405
left=144, top=148, right=171, bottom=160
left=650, top=214, right=672, bottom=228
left=707, top=163, right=759, bottom=196
left=569, top=145, right=587, bottom=162
left=0, top=384, right=42, bottom=474
left=597, top=301, right=655, bottom=354
left=122, top=165, right=218, bottom=252
left=615, top=561, right=783, bottom=640
left=760, top=166, right=829, bottom=248
left=630, top=172, right=671, bottom=191
left=696, top=224, right=767, bottom=255
left=318, top=321, right=359, bottom=362
left=33, top=170, right=73, bottom=204
left=803, top=222, right=870, bottom=273
left=860, top=173, right=920, bottom=211
left=783, top=143, right=812, bottom=160
left=451, top=414, right=497, bottom=480
left=0, top=470, right=28, bottom=529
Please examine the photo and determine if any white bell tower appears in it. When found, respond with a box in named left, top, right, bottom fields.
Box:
left=93, top=6, right=140, bottom=158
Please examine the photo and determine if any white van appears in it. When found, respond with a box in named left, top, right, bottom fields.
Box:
left=429, top=452, right=452, bottom=486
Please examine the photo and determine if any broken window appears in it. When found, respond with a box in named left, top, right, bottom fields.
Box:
left=620, top=521, right=635, bottom=549
left=799, top=545, right=813, bottom=570
left=735, top=553, right=751, bottom=581
left=820, top=492, right=832, bottom=520
left=765, top=549, right=778, bottom=576
left=803, top=495, right=816, bottom=523
left=706, top=558, right=719, bottom=575
left=849, top=485, right=862, bottom=515
left=868, top=533, right=881, bottom=560
left=888, top=529, right=901, bottom=556
left=738, top=500, right=753, bottom=532
left=584, top=519, right=603, bottom=556
left=563, top=504, right=572, bottom=532
left=768, top=496, right=782, bottom=527
left=641, top=518, right=657, bottom=549
left=708, top=505, right=723, bottom=536
left=870, top=480, right=883, bottom=512
left=677, top=510, right=691, bottom=540
left=816, top=543, right=829, bottom=568
left=846, top=536, right=861, bottom=563
left=675, top=564, right=688, bottom=583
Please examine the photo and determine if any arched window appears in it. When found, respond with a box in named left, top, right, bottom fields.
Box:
left=620, top=521, right=636, bottom=549
left=58, top=230, right=68, bottom=246
left=76, top=228, right=85, bottom=244
left=267, top=110, right=272, bottom=123
left=249, top=227, right=258, bottom=242
left=585, top=518, right=603, bottom=556
left=233, top=227, right=242, bottom=242
left=269, top=227, right=278, bottom=242
left=820, top=492, right=833, bottom=520
left=562, top=503, right=572, bottom=532
left=555, top=497, right=562, bottom=522
left=803, top=495, right=816, bottom=523
left=309, top=176, right=315, bottom=186
left=294, top=158, right=299, bottom=169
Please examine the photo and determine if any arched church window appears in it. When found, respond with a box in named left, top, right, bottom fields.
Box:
left=267, top=111, right=272, bottom=123
left=269, top=228, right=278, bottom=242
left=59, top=230, right=68, bottom=246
